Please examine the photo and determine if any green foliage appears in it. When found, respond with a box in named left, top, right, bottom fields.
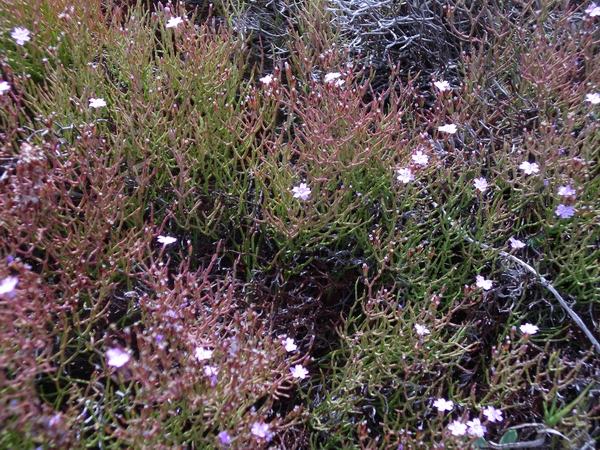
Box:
left=0, top=0, right=598, bottom=448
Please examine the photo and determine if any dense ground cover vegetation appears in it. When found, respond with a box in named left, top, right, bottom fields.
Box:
left=0, top=0, right=599, bottom=448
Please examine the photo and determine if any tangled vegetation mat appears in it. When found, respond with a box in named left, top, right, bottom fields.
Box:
left=0, top=0, right=599, bottom=448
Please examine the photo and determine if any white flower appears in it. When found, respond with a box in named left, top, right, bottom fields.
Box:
left=290, top=364, right=309, bottom=379
left=585, top=92, right=600, bottom=104
left=11, top=27, right=31, bottom=46
left=282, top=337, right=297, bottom=352
left=519, top=323, right=539, bottom=335
left=0, top=81, right=10, bottom=95
left=291, top=183, right=311, bottom=200
left=483, top=406, right=503, bottom=423
left=324, top=72, right=344, bottom=86
left=448, top=420, right=467, bottom=436
left=165, top=16, right=184, bottom=28
left=260, top=74, right=274, bottom=85
left=106, top=348, right=130, bottom=368
left=195, top=346, right=213, bottom=361
left=414, top=324, right=430, bottom=336
left=466, top=418, right=487, bottom=438
left=519, top=161, right=539, bottom=175
left=411, top=150, right=429, bottom=166
left=438, top=124, right=457, bottom=134
left=508, top=237, right=526, bottom=249
left=475, top=275, right=493, bottom=291
left=557, top=185, right=576, bottom=197
left=0, top=277, right=18, bottom=295
left=433, top=80, right=451, bottom=92
left=473, top=177, right=488, bottom=193
left=88, top=97, right=107, bottom=108
left=586, top=3, right=600, bottom=16
left=157, top=235, right=177, bottom=245
left=396, top=167, right=414, bottom=184
left=432, top=398, right=454, bottom=412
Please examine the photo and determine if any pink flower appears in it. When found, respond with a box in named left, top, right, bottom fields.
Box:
left=473, top=177, right=488, bottom=193
left=438, top=124, right=457, bottom=134
left=195, top=347, right=213, bottom=361
left=165, top=16, right=184, bottom=28
left=292, top=183, right=311, bottom=200
left=250, top=422, right=272, bottom=441
left=483, top=406, right=503, bottom=423
left=282, top=337, right=297, bottom=352
left=586, top=3, right=600, bottom=16
left=290, top=364, right=309, bottom=379
left=519, top=161, right=539, bottom=175
left=508, top=237, right=526, bottom=249
left=555, top=204, right=575, bottom=219
left=433, top=80, right=451, bottom=92
left=557, top=185, right=576, bottom=197
left=411, top=150, right=429, bottom=166
left=432, top=398, right=454, bottom=412
left=586, top=92, right=600, bottom=104
left=203, top=365, right=218, bottom=377
left=157, top=235, right=177, bottom=245
left=218, top=431, right=231, bottom=445
left=448, top=420, right=467, bottom=436
left=89, top=98, right=107, bottom=108
left=0, top=81, right=10, bottom=95
left=0, top=277, right=18, bottom=296
left=396, top=168, right=414, bottom=184
left=466, top=418, right=487, bottom=438
left=106, top=348, right=130, bottom=368
left=519, top=323, right=539, bottom=335
left=475, top=275, right=493, bottom=291
left=11, top=27, right=31, bottom=46
left=414, top=324, right=430, bottom=336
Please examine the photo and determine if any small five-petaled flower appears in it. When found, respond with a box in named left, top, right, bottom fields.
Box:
left=557, top=185, right=576, bottom=197
left=165, top=16, right=184, bottom=28
left=414, top=324, right=430, bottom=336
left=438, top=124, right=457, bottom=134
left=434, top=80, right=451, bottom=92
left=250, top=422, right=272, bottom=441
left=396, top=168, right=414, bottom=184
left=0, top=277, right=18, bottom=296
left=89, top=97, right=107, bottom=109
left=475, top=275, right=493, bottom=291
left=290, top=364, right=309, bottom=379
left=586, top=3, right=600, bottom=16
left=157, top=235, right=177, bottom=245
left=555, top=204, right=575, bottom=219
left=411, top=150, right=429, bottom=166
left=195, top=346, right=213, bottom=361
left=586, top=92, right=600, bottom=104
left=473, top=177, right=488, bottom=193
left=508, top=236, right=526, bottom=249
left=292, top=183, right=311, bottom=200
left=282, top=337, right=297, bottom=352
left=0, top=81, right=10, bottom=95
left=11, top=27, right=31, bottom=46
left=483, top=406, right=503, bottom=423
left=448, top=420, right=467, bottom=436
left=466, top=418, right=487, bottom=438
left=519, top=161, right=539, bottom=175
left=433, top=398, right=454, bottom=412
left=106, top=348, right=131, bottom=368
left=519, top=323, right=539, bottom=335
